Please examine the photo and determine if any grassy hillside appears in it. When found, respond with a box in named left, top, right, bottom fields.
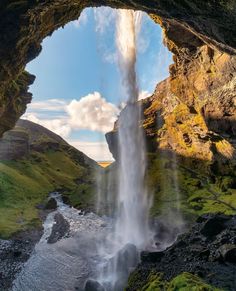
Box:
left=0, top=120, right=98, bottom=238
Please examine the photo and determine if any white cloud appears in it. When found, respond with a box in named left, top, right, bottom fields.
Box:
left=23, top=90, right=148, bottom=161
left=66, top=92, right=119, bottom=133
left=27, top=99, right=66, bottom=111
left=138, top=90, right=151, bottom=100
left=73, top=9, right=88, bottom=28
left=23, top=113, right=71, bottom=138
left=102, top=52, right=117, bottom=64
left=69, top=140, right=114, bottom=161
left=94, top=7, right=116, bottom=34
left=24, top=92, right=119, bottom=135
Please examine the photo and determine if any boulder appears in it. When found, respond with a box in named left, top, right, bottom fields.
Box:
left=141, top=251, right=164, bottom=263
left=84, top=279, right=104, bottom=291
left=200, top=214, right=230, bottom=237
left=219, top=244, right=236, bottom=263
left=47, top=213, right=69, bottom=244
left=44, top=198, right=57, bottom=210
left=115, top=243, right=139, bottom=274
left=0, top=129, right=29, bottom=160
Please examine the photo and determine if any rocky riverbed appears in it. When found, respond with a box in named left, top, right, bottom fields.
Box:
left=1, top=191, right=236, bottom=291
left=0, top=228, right=43, bottom=290
left=11, top=193, right=111, bottom=291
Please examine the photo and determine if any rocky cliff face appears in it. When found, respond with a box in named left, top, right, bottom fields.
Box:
left=141, top=37, right=236, bottom=173
left=106, top=44, right=236, bottom=218
left=106, top=23, right=236, bottom=218
left=0, top=1, right=236, bottom=136
left=0, top=128, right=29, bottom=160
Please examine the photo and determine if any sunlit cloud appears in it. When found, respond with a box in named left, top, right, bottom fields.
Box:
left=23, top=92, right=119, bottom=135
left=66, top=92, right=119, bottom=133
left=138, top=90, right=151, bottom=100
left=23, top=113, right=71, bottom=138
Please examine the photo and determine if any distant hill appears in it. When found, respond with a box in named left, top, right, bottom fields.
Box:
left=0, top=119, right=99, bottom=238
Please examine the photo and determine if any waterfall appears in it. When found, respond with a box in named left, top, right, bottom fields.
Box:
left=91, top=9, right=152, bottom=291
left=115, top=10, right=150, bottom=247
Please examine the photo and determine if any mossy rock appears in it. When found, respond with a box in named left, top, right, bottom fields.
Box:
left=127, top=271, right=223, bottom=291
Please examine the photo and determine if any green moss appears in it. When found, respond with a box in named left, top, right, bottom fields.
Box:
left=142, top=273, right=167, bottom=291
left=168, top=273, right=223, bottom=291
left=146, top=153, right=236, bottom=220
left=127, top=272, right=223, bottom=291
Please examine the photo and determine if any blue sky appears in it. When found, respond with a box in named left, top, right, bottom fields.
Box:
left=23, top=7, right=172, bottom=161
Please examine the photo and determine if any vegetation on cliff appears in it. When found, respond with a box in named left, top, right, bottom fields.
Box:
left=146, top=153, right=236, bottom=220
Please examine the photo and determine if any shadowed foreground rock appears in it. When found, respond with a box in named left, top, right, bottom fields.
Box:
left=0, top=229, right=43, bottom=290
left=127, top=214, right=236, bottom=290
left=84, top=279, right=105, bottom=291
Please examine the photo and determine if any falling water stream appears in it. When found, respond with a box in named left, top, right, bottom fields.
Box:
left=115, top=10, right=151, bottom=248
left=93, top=9, right=152, bottom=290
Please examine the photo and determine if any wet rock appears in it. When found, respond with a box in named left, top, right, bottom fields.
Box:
left=84, top=279, right=105, bottom=291
left=0, top=229, right=43, bottom=290
left=200, top=214, right=230, bottom=237
left=116, top=243, right=139, bottom=274
left=219, top=244, right=236, bottom=263
left=45, top=197, right=57, bottom=210
left=99, top=243, right=139, bottom=291
left=141, top=251, right=164, bottom=263
left=47, top=213, right=70, bottom=244
left=127, top=214, right=236, bottom=291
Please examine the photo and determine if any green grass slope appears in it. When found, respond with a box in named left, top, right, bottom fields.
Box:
left=0, top=119, right=98, bottom=238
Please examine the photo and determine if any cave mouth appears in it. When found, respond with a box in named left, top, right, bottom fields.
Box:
left=23, top=6, right=172, bottom=162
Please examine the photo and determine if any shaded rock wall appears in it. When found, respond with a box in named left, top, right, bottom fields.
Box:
left=0, top=128, right=29, bottom=160
left=0, top=1, right=236, bottom=135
